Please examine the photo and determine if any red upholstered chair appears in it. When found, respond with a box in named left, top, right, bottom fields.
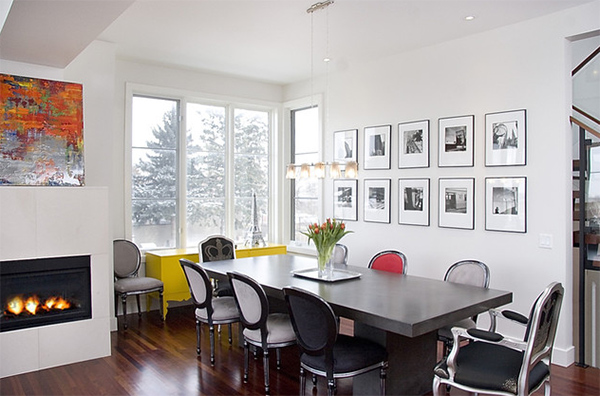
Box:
left=368, top=250, right=407, bottom=274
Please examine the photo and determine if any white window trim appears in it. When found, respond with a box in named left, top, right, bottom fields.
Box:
left=125, top=82, right=281, bottom=250
left=283, top=94, right=324, bottom=255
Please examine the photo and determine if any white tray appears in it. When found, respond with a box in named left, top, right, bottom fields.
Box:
left=291, top=268, right=361, bottom=282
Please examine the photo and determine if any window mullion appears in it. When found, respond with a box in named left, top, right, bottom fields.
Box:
left=225, top=105, right=235, bottom=238
left=178, top=99, right=188, bottom=248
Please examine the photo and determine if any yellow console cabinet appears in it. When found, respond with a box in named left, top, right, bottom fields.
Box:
left=145, top=244, right=287, bottom=319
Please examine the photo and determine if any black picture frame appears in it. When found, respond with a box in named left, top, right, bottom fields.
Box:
left=485, top=176, right=527, bottom=233
left=333, top=179, right=358, bottom=221
left=438, top=177, right=475, bottom=230
left=438, top=115, right=474, bottom=167
left=485, top=109, right=527, bottom=166
left=364, top=125, right=391, bottom=170
left=364, top=178, right=391, bottom=223
left=399, top=178, right=430, bottom=226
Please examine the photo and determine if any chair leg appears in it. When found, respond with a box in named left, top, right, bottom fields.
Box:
left=276, top=348, right=282, bottom=369
left=209, top=324, right=215, bottom=365
left=195, top=320, right=201, bottom=355
left=380, top=365, right=387, bottom=396
left=327, top=377, right=335, bottom=396
left=299, top=367, right=306, bottom=396
left=263, top=348, right=270, bottom=394
left=228, top=323, right=233, bottom=344
left=158, top=289, right=164, bottom=321
left=432, top=375, right=443, bottom=396
left=243, top=340, right=249, bottom=383
left=136, top=295, right=141, bottom=317
left=121, top=294, right=128, bottom=330
left=544, top=380, right=551, bottom=396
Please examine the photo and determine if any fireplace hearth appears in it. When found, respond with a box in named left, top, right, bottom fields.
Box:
left=1, top=255, right=91, bottom=332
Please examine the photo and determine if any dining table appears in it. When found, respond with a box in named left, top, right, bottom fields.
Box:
left=199, top=254, right=512, bottom=395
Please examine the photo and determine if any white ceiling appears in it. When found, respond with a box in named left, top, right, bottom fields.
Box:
left=0, top=0, right=595, bottom=85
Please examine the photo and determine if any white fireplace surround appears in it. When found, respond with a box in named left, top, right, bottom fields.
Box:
left=0, top=187, right=111, bottom=378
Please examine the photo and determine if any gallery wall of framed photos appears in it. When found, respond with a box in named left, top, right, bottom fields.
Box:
left=331, top=108, right=527, bottom=234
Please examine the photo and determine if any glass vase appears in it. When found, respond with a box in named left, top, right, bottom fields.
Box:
left=317, top=245, right=335, bottom=279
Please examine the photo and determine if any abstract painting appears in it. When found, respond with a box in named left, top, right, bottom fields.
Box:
left=1, top=74, right=84, bottom=186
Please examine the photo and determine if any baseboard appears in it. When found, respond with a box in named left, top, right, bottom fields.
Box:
left=552, top=345, right=575, bottom=367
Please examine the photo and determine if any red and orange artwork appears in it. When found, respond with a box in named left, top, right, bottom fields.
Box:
left=0, top=74, right=84, bottom=186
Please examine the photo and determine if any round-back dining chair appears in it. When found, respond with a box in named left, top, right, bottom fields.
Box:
left=368, top=250, right=407, bottom=274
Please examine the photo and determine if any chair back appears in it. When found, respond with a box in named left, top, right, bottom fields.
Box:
left=199, top=235, right=236, bottom=262
left=113, top=239, right=141, bottom=278
left=228, top=271, right=269, bottom=332
left=283, top=287, right=337, bottom=359
left=518, top=282, right=563, bottom=395
left=332, top=243, right=348, bottom=265
left=179, top=259, right=213, bottom=311
left=444, top=260, right=490, bottom=288
left=368, top=250, right=407, bottom=274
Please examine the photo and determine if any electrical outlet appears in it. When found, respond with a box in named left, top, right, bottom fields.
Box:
left=539, top=234, right=553, bottom=249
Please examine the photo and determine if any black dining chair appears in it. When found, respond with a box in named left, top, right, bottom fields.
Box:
left=437, top=259, right=490, bottom=357
left=198, top=235, right=236, bottom=297
left=433, top=282, right=564, bottom=396
left=228, top=271, right=296, bottom=394
left=283, top=286, right=388, bottom=396
left=179, top=259, right=240, bottom=365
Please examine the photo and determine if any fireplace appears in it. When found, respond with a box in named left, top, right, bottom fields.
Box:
left=1, top=255, right=92, bottom=333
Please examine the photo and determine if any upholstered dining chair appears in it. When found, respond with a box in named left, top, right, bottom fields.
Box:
left=283, top=286, right=388, bottom=396
left=332, top=243, right=348, bottom=265
left=228, top=271, right=296, bottom=394
left=199, top=235, right=235, bottom=297
left=179, top=259, right=240, bottom=365
left=437, top=260, right=491, bottom=357
left=433, top=282, right=564, bottom=396
left=113, top=239, right=164, bottom=330
left=368, top=250, right=407, bottom=274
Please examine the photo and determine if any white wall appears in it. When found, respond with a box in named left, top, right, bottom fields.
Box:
left=284, top=0, right=600, bottom=366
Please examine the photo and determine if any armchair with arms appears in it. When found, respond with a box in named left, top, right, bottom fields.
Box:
left=433, top=282, right=564, bottom=396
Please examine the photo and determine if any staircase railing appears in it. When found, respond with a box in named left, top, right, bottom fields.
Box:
left=572, top=44, right=599, bottom=368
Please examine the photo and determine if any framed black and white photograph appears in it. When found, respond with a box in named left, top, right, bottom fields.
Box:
left=438, top=178, right=474, bottom=230
left=398, top=120, right=429, bottom=168
left=485, top=177, right=527, bottom=233
left=485, top=109, right=527, bottom=166
left=438, top=115, right=474, bottom=167
left=364, top=125, right=391, bottom=169
left=399, top=178, right=430, bottom=226
left=333, top=129, right=358, bottom=163
left=364, top=179, right=391, bottom=223
left=333, top=179, right=358, bottom=221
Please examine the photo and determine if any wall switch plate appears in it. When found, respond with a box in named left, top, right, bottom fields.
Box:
left=539, top=234, right=553, bottom=249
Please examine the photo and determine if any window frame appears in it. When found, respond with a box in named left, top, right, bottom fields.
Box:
left=283, top=95, right=324, bottom=253
left=125, top=83, right=279, bottom=251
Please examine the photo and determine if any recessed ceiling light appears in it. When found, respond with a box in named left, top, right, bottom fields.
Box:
left=465, top=15, right=475, bottom=21
left=323, top=57, right=331, bottom=63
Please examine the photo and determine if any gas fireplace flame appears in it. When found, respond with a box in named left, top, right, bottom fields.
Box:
left=5, top=295, right=72, bottom=316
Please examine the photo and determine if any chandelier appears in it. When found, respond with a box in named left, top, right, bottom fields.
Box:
left=286, top=0, right=358, bottom=180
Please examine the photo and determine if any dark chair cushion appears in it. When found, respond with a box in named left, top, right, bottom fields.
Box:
left=435, top=341, right=549, bottom=394
left=301, top=335, right=387, bottom=374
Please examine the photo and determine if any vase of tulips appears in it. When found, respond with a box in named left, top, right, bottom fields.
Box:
left=302, top=218, right=352, bottom=278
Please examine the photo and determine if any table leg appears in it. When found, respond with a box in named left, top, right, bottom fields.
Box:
left=354, top=323, right=437, bottom=395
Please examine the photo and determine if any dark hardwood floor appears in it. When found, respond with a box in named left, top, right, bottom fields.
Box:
left=1, top=305, right=598, bottom=396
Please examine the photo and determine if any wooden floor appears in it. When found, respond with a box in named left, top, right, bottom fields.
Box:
left=1, top=305, right=598, bottom=396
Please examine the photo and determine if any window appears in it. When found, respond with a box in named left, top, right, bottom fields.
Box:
left=130, top=93, right=272, bottom=250
left=290, top=106, right=320, bottom=243
left=131, top=96, right=179, bottom=249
